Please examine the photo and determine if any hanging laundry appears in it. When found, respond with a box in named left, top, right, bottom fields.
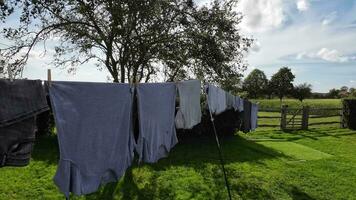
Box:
left=206, top=84, right=228, bottom=115
left=242, top=99, right=252, bottom=133
left=0, top=79, right=49, bottom=126
left=49, top=81, right=135, bottom=197
left=136, top=83, right=178, bottom=163
left=0, top=79, right=48, bottom=167
left=225, top=92, right=235, bottom=110
left=233, top=96, right=244, bottom=112
left=251, top=103, right=259, bottom=131
left=175, top=80, right=202, bottom=129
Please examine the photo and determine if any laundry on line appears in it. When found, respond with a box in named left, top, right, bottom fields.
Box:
left=0, top=78, right=258, bottom=198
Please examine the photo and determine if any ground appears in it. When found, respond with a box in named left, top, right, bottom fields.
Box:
left=1, top=99, right=355, bottom=200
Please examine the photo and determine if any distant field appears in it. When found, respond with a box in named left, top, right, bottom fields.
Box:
left=252, top=99, right=342, bottom=110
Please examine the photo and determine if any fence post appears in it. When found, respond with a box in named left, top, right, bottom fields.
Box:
left=280, top=105, right=287, bottom=130
left=302, top=106, right=309, bottom=130
left=340, top=105, right=346, bottom=128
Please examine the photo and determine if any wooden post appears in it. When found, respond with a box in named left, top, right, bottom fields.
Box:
left=340, top=105, right=345, bottom=128
left=302, top=106, right=309, bottom=130
left=280, top=105, right=287, bottom=130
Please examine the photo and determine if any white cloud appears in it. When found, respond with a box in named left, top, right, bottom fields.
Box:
left=316, top=48, right=348, bottom=62
left=250, top=41, right=261, bottom=52
left=322, top=12, right=337, bottom=26
left=296, top=0, right=310, bottom=12
left=237, top=0, right=285, bottom=33
left=295, top=48, right=353, bottom=63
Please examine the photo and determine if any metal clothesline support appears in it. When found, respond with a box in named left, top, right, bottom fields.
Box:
left=205, top=88, right=232, bottom=200
left=7, top=66, right=13, bottom=81
left=47, top=69, right=52, bottom=87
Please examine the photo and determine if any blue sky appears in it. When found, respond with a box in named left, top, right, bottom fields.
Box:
left=2, top=0, right=356, bottom=92
left=233, top=0, right=356, bottom=92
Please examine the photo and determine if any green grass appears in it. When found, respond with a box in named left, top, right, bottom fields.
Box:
left=253, top=99, right=342, bottom=110
left=1, top=126, right=356, bottom=200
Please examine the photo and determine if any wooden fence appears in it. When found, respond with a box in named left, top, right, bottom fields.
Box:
left=258, top=106, right=345, bottom=130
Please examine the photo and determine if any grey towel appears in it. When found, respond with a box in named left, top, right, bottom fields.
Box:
left=226, top=92, right=235, bottom=110
left=49, top=81, right=135, bottom=197
left=136, top=83, right=178, bottom=163
left=251, top=103, right=259, bottom=131
left=206, top=84, right=227, bottom=115
left=233, top=96, right=244, bottom=112
left=243, top=99, right=252, bottom=132
left=0, top=79, right=48, bottom=127
left=175, top=80, right=202, bottom=129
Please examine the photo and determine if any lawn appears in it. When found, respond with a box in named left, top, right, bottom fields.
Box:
left=1, top=126, right=356, bottom=200
left=252, top=99, right=342, bottom=110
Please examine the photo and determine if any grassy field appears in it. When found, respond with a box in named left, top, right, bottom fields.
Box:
left=1, top=126, right=356, bottom=200
left=0, top=98, right=353, bottom=199
left=252, top=99, right=342, bottom=110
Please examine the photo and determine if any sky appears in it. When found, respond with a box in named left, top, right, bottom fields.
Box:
left=1, top=0, right=356, bottom=92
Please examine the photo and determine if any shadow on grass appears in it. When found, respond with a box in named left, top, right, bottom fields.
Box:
left=77, top=134, right=288, bottom=200
left=32, top=131, right=312, bottom=199
left=289, top=186, right=316, bottom=200
left=31, top=134, right=59, bottom=165
left=253, top=128, right=356, bottom=142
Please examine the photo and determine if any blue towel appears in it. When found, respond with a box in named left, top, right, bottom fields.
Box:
left=49, top=81, right=135, bottom=197
left=136, top=83, right=178, bottom=163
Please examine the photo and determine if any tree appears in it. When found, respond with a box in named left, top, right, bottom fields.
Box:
left=292, top=83, right=312, bottom=103
left=243, top=69, right=268, bottom=99
left=327, top=88, right=340, bottom=98
left=0, top=0, right=253, bottom=84
left=265, top=80, right=274, bottom=99
left=349, top=88, right=356, bottom=97
left=269, top=67, right=295, bottom=105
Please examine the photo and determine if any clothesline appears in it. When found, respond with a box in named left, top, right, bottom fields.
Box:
left=0, top=73, right=258, bottom=199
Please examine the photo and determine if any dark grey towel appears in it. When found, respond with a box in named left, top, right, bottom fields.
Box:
left=0, top=116, right=37, bottom=167
left=136, top=83, right=178, bottom=163
left=0, top=79, right=48, bottom=127
left=49, top=81, right=135, bottom=197
left=243, top=99, right=252, bottom=133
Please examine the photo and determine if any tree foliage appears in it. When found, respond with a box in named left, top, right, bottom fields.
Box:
left=292, top=83, right=312, bottom=102
left=243, top=68, right=268, bottom=98
left=0, top=0, right=253, bottom=83
left=269, top=67, right=295, bottom=101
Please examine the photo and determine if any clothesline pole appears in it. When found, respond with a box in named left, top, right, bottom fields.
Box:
left=47, top=69, right=52, bottom=86
left=205, top=90, right=232, bottom=200
left=7, top=66, right=13, bottom=81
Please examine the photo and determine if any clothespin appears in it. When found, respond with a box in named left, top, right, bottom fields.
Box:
left=7, top=66, right=13, bottom=81
left=47, top=69, right=52, bottom=87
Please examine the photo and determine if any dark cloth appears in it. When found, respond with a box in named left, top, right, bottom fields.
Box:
left=0, top=79, right=49, bottom=127
left=0, top=79, right=49, bottom=167
left=242, top=99, right=252, bottom=133
left=0, top=117, right=37, bottom=167
left=49, top=81, right=135, bottom=197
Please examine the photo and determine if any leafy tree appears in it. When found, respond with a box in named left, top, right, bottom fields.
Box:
left=349, top=88, right=356, bottom=97
left=327, top=88, right=340, bottom=98
left=243, top=68, right=268, bottom=99
left=292, top=83, right=312, bottom=103
left=0, top=0, right=253, bottom=84
left=265, top=80, right=274, bottom=99
left=269, top=67, right=295, bottom=105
